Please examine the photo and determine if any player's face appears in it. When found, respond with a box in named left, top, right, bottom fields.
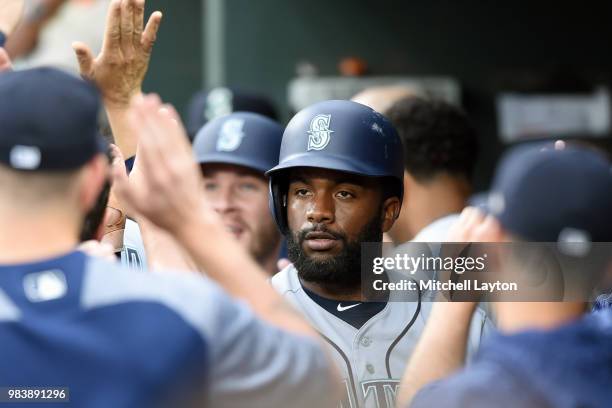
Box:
left=201, top=163, right=281, bottom=263
left=285, top=168, right=395, bottom=289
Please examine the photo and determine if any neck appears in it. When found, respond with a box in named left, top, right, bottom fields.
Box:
left=494, top=302, right=587, bottom=334
left=0, top=207, right=80, bottom=264
left=259, top=241, right=283, bottom=276
left=390, top=173, right=470, bottom=244
left=300, top=278, right=363, bottom=301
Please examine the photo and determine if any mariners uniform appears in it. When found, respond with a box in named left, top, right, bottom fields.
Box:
left=272, top=266, right=490, bottom=408
left=0, top=67, right=335, bottom=408
left=265, top=99, right=491, bottom=408
left=0, top=251, right=335, bottom=407
left=120, top=219, right=147, bottom=271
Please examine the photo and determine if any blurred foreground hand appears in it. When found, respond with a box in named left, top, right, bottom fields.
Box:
left=0, top=0, right=24, bottom=36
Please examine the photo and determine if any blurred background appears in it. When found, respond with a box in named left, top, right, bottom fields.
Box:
left=9, top=0, right=612, bottom=190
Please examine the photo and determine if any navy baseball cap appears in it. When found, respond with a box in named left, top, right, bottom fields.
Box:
left=193, top=112, right=283, bottom=174
left=0, top=67, right=106, bottom=171
left=185, top=87, right=279, bottom=139
left=486, top=143, right=612, bottom=242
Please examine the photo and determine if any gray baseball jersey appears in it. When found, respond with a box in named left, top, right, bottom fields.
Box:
left=120, top=219, right=147, bottom=271
left=272, top=265, right=491, bottom=408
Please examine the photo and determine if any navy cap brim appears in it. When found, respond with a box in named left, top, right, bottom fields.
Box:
left=196, top=152, right=270, bottom=174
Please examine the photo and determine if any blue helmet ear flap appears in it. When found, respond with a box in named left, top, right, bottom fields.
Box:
left=269, top=176, right=289, bottom=235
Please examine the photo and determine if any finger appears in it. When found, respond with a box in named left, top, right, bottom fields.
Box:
left=110, top=143, right=125, bottom=163
left=141, top=11, right=162, bottom=55
left=128, top=96, right=164, bottom=181
left=109, top=144, right=128, bottom=183
left=111, top=157, right=141, bottom=215
left=463, top=206, right=485, bottom=233
left=473, top=215, right=503, bottom=243
left=158, top=104, right=189, bottom=152
left=132, top=0, right=145, bottom=46
left=277, top=259, right=292, bottom=271
left=102, top=0, right=122, bottom=54
left=120, top=0, right=136, bottom=57
left=0, top=47, right=12, bottom=72
left=71, top=42, right=95, bottom=77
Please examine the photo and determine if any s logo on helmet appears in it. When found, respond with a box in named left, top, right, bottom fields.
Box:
left=216, top=118, right=245, bottom=152
left=307, top=114, right=334, bottom=151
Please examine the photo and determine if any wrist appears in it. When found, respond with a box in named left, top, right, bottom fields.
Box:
left=103, top=90, right=143, bottom=111
left=431, top=301, right=478, bottom=319
left=172, top=209, right=220, bottom=246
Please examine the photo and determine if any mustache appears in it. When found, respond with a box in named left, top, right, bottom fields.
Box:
left=297, top=224, right=346, bottom=242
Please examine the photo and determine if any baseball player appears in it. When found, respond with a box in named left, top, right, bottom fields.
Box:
left=0, top=67, right=338, bottom=408
left=269, top=100, right=489, bottom=408
left=192, top=112, right=284, bottom=274
left=384, top=96, right=479, bottom=243
left=402, top=144, right=612, bottom=408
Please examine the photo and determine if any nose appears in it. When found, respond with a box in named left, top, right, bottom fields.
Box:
left=208, top=185, right=238, bottom=215
left=306, top=193, right=334, bottom=225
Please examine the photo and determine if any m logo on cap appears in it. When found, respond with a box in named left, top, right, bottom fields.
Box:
left=10, top=145, right=41, bottom=170
left=307, top=114, right=333, bottom=151
left=216, top=118, right=245, bottom=152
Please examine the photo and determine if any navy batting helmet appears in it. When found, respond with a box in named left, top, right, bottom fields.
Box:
left=265, top=100, right=404, bottom=234
left=193, top=112, right=284, bottom=174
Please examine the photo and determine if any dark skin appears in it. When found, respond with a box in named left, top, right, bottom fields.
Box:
left=287, top=167, right=401, bottom=301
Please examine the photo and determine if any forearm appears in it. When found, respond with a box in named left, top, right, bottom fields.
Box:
left=397, top=302, right=476, bottom=407
left=175, top=213, right=317, bottom=337
left=105, top=105, right=139, bottom=159
left=138, top=217, right=198, bottom=272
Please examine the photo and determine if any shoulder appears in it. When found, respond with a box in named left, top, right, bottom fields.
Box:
left=411, top=360, right=547, bottom=408
left=81, top=256, right=237, bottom=340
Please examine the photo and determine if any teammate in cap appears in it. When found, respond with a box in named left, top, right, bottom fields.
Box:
left=0, top=67, right=338, bottom=408
left=269, top=100, right=489, bottom=408
left=191, top=112, right=284, bottom=274
left=400, top=143, right=612, bottom=408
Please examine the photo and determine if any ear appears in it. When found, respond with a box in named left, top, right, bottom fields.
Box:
left=79, top=154, right=109, bottom=213
left=381, top=196, right=401, bottom=233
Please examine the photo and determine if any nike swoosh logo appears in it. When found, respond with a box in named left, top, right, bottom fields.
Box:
left=337, top=303, right=362, bottom=312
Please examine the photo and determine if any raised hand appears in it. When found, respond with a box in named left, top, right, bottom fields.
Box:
left=0, top=47, right=11, bottom=72
left=0, top=0, right=24, bottom=37
left=112, top=94, right=205, bottom=234
left=445, top=207, right=504, bottom=243
left=72, top=0, right=162, bottom=109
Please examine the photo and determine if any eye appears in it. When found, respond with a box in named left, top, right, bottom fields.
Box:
left=294, top=188, right=312, bottom=198
left=335, top=190, right=355, bottom=199
left=238, top=182, right=259, bottom=192
left=203, top=182, right=218, bottom=192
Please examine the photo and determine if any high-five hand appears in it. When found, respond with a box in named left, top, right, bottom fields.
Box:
left=72, top=0, right=162, bottom=109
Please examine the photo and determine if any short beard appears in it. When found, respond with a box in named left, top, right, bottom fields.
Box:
left=286, top=213, right=383, bottom=294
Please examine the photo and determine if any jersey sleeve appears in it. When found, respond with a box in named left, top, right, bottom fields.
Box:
left=202, top=282, right=337, bottom=408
